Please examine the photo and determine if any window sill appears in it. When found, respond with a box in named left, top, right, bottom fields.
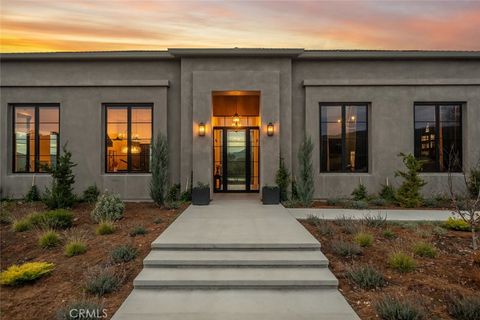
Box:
left=317, top=172, right=371, bottom=176
left=102, top=173, right=151, bottom=176
left=419, top=172, right=463, bottom=176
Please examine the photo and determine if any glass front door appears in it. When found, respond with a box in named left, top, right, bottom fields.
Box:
left=213, top=128, right=259, bottom=192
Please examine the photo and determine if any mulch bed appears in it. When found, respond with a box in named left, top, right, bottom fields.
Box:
left=300, top=219, right=480, bottom=319
left=0, top=201, right=186, bottom=320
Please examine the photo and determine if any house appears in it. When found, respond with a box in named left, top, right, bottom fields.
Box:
left=1, top=49, right=479, bottom=200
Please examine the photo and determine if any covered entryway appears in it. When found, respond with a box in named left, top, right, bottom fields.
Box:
left=212, top=91, right=260, bottom=193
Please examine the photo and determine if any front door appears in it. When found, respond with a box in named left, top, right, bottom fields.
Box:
left=213, top=127, right=259, bottom=192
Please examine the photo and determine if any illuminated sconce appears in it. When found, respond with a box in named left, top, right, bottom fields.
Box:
left=232, top=113, right=240, bottom=128
left=198, top=122, right=206, bottom=136
left=267, top=122, right=274, bottom=136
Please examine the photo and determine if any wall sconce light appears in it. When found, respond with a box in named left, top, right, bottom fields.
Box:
left=267, top=122, right=274, bottom=136
left=198, top=122, right=206, bottom=136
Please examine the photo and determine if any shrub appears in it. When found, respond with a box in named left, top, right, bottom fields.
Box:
left=82, top=185, right=100, bottom=204
left=379, top=184, right=396, bottom=202
left=432, top=226, right=448, bottom=236
left=468, top=166, right=480, bottom=199
left=388, top=251, right=416, bottom=272
left=150, top=133, right=169, bottom=206
left=43, top=145, right=77, bottom=209
left=449, top=295, right=480, bottom=320
left=165, top=201, right=180, bottom=210
left=0, top=262, right=54, bottom=285
left=56, top=299, right=104, bottom=320
left=153, top=217, right=163, bottom=224
left=129, top=226, right=147, bottom=237
left=375, top=295, right=425, bottom=320
left=414, top=227, right=431, bottom=239
left=413, top=242, right=437, bottom=258
left=166, top=184, right=180, bottom=204
left=39, top=229, right=61, bottom=248
left=369, top=198, right=388, bottom=207
left=64, top=230, right=87, bottom=257
left=354, top=232, right=374, bottom=247
left=305, top=214, right=321, bottom=226
left=351, top=183, right=368, bottom=201
left=95, top=220, right=115, bottom=235
left=317, top=222, right=334, bottom=236
left=364, top=213, right=388, bottom=228
left=423, top=197, right=439, bottom=208
left=395, top=153, right=426, bottom=208
left=25, top=185, right=41, bottom=202
left=443, top=217, right=470, bottom=231
left=12, top=218, right=32, bottom=232
left=91, top=191, right=124, bottom=222
left=296, top=136, right=314, bottom=207
left=335, top=215, right=361, bottom=234
left=346, top=265, right=385, bottom=289
left=345, top=200, right=369, bottom=210
left=30, top=209, right=74, bottom=229
left=331, top=240, right=362, bottom=257
left=326, top=198, right=344, bottom=206
left=111, top=245, right=138, bottom=263
left=179, top=190, right=191, bottom=202
left=383, top=229, right=396, bottom=239
left=275, top=157, right=291, bottom=202
left=0, top=208, right=12, bottom=225
left=84, top=265, right=123, bottom=296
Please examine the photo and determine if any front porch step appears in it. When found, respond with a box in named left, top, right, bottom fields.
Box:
left=133, top=267, right=338, bottom=289
left=151, top=242, right=321, bottom=250
left=144, top=249, right=329, bottom=267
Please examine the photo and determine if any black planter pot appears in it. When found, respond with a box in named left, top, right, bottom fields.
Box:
left=262, top=186, right=280, bottom=205
left=192, top=187, right=210, bottom=205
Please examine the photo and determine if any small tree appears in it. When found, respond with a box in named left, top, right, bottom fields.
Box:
left=395, top=153, right=426, bottom=208
left=150, top=133, right=169, bottom=206
left=296, top=136, right=314, bottom=207
left=43, top=144, right=77, bottom=209
left=275, top=157, right=291, bottom=202
left=448, top=153, right=480, bottom=250
left=351, top=182, right=368, bottom=201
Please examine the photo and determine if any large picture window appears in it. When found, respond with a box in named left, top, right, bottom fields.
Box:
left=320, top=104, right=368, bottom=172
left=105, top=104, right=152, bottom=173
left=414, top=103, right=462, bottom=172
left=13, top=104, right=59, bottom=173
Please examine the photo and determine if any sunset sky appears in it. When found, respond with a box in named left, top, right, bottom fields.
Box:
left=1, top=0, right=479, bottom=53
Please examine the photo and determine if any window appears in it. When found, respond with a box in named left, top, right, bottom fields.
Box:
left=105, top=104, right=152, bottom=173
left=414, top=103, right=462, bottom=172
left=320, top=104, right=368, bottom=172
left=13, top=105, right=59, bottom=173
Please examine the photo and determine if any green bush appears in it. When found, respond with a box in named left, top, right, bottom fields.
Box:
left=369, top=198, right=388, bottom=207
left=12, top=218, right=32, bottom=232
left=305, top=214, right=321, bottom=226
left=383, top=229, right=396, bottom=239
left=56, top=299, right=104, bottom=320
left=326, top=198, right=344, bottom=206
left=432, top=226, right=448, bottom=236
left=296, top=136, right=314, bottom=207
left=379, top=184, right=396, bottom=202
left=150, top=133, right=169, bottom=206
left=388, top=251, right=416, bottom=272
left=82, top=185, right=100, bottom=204
left=344, top=200, right=369, bottom=210
left=25, top=185, right=41, bottom=202
left=39, top=229, right=61, bottom=248
left=364, top=213, right=388, bottom=228
left=331, top=240, right=362, bottom=257
left=354, top=232, right=374, bottom=247
left=0, top=261, right=55, bottom=286
left=179, top=190, right=191, bottom=202
left=413, top=242, right=437, bottom=258
left=129, top=226, right=147, bottom=237
left=153, top=217, right=163, bottom=224
left=95, top=220, right=115, bottom=235
left=395, top=153, right=426, bottom=208
left=346, top=265, right=385, bottom=289
left=375, top=295, right=425, bottom=320
left=91, top=191, right=124, bottom=222
left=351, top=183, right=368, bottom=201
left=422, top=197, right=439, bottom=208
left=166, top=184, right=180, bottom=204
left=111, top=245, right=138, bottom=263
left=335, top=215, right=361, bottom=234
left=449, top=295, right=480, bottom=320
left=64, top=230, right=87, bottom=256
left=275, top=157, right=291, bottom=202
left=317, top=222, right=334, bottom=236
left=43, top=145, right=77, bottom=209
left=84, top=265, right=122, bottom=296
left=468, top=166, right=480, bottom=199
left=30, top=209, right=74, bottom=229
left=443, top=217, right=470, bottom=231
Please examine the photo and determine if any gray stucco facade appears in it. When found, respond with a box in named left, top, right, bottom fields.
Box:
left=1, top=49, right=479, bottom=200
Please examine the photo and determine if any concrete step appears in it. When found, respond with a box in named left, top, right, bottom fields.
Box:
left=151, top=242, right=321, bottom=250
left=133, top=267, right=338, bottom=289
left=144, top=249, right=329, bottom=267
left=112, top=288, right=360, bottom=320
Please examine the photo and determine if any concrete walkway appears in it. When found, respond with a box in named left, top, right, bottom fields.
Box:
left=112, top=195, right=359, bottom=320
left=289, top=208, right=452, bottom=221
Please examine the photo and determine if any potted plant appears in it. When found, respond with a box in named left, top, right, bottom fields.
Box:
left=262, top=185, right=280, bottom=205
left=192, top=182, right=210, bottom=205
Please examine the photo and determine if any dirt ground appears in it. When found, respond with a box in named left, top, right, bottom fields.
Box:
left=300, top=219, right=480, bottom=319
left=0, top=201, right=186, bottom=320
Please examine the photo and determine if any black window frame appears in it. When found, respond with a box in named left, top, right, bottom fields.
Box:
left=414, top=102, right=463, bottom=172
left=104, top=103, right=153, bottom=174
left=12, top=104, right=60, bottom=173
left=319, top=103, right=369, bottom=173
